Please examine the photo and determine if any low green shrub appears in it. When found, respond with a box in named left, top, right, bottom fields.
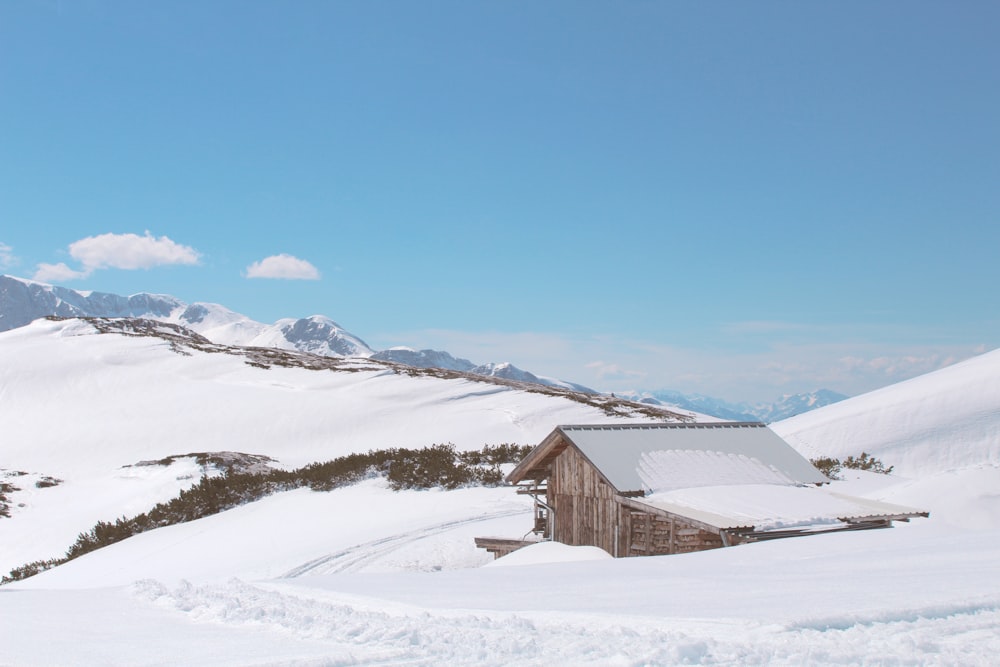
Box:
left=2, top=442, right=530, bottom=585
left=0, top=481, right=17, bottom=518
left=842, top=452, right=894, bottom=475
left=810, top=457, right=842, bottom=480
left=3, top=558, right=62, bottom=581
left=811, top=452, right=894, bottom=480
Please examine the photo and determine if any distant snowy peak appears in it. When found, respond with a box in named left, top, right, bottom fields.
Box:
left=169, top=302, right=265, bottom=343
left=638, top=389, right=848, bottom=423
left=0, top=274, right=184, bottom=330
left=371, top=348, right=476, bottom=372
left=370, top=350, right=598, bottom=393
left=0, top=275, right=585, bottom=391
left=0, top=275, right=372, bottom=359
left=471, top=361, right=538, bottom=383
left=177, top=302, right=248, bottom=328
left=640, top=391, right=758, bottom=422
left=757, top=389, right=849, bottom=423
left=471, top=362, right=597, bottom=394
left=272, top=316, right=373, bottom=357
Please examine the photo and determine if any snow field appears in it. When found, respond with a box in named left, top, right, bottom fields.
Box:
left=0, top=318, right=645, bottom=573
left=2, top=319, right=999, bottom=665
left=6, top=464, right=998, bottom=665
left=773, top=348, right=1000, bottom=476
left=6, top=480, right=532, bottom=588
left=0, top=457, right=205, bottom=574
left=0, top=319, right=638, bottom=475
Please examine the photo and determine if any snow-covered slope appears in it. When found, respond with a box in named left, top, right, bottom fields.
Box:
left=6, top=464, right=1000, bottom=666
left=2, top=324, right=1000, bottom=664
left=2, top=274, right=606, bottom=391
left=772, top=347, right=1000, bottom=475
left=0, top=317, right=679, bottom=573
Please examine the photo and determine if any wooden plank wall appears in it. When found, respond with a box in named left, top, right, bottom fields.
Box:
left=550, top=443, right=625, bottom=555
left=625, top=511, right=724, bottom=556
left=548, top=441, right=726, bottom=558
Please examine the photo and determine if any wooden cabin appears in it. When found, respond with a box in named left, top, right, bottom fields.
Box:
left=479, top=422, right=927, bottom=559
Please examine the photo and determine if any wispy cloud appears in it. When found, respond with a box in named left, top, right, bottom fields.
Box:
left=33, top=232, right=200, bottom=281
left=835, top=353, right=964, bottom=382
left=0, top=242, right=16, bottom=270
left=33, top=262, right=90, bottom=282
left=585, top=361, right=647, bottom=382
left=245, top=254, right=320, bottom=280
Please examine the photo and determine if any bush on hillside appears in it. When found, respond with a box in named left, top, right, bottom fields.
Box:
left=810, top=457, right=842, bottom=480
left=1, top=442, right=531, bottom=585
left=811, top=452, right=894, bottom=480
left=3, top=558, right=62, bottom=581
left=842, top=451, right=894, bottom=475
left=0, top=481, right=19, bottom=518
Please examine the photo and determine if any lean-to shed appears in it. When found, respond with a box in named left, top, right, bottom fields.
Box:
left=488, top=423, right=926, bottom=558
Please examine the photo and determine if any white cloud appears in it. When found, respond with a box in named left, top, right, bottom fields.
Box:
left=68, top=232, right=200, bottom=271
left=0, top=242, right=16, bottom=270
left=245, top=254, right=320, bottom=280
left=32, top=232, right=201, bottom=281
left=33, top=262, right=91, bottom=283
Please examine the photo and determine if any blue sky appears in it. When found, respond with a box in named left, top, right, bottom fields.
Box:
left=2, top=1, right=997, bottom=403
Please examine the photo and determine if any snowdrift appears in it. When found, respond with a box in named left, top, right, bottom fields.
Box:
left=773, top=347, right=1000, bottom=475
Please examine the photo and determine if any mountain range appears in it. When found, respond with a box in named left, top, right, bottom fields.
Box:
left=0, top=274, right=597, bottom=393
left=634, top=388, right=849, bottom=423
left=1, top=273, right=841, bottom=419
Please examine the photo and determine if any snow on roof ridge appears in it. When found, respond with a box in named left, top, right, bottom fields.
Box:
left=560, top=421, right=765, bottom=431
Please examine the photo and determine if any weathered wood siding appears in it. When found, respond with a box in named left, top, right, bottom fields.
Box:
left=549, top=443, right=627, bottom=555
left=547, top=441, right=726, bottom=558
left=474, top=537, right=538, bottom=559
left=623, top=511, right=724, bottom=556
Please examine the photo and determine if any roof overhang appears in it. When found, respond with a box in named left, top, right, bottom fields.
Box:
left=633, top=485, right=929, bottom=533
left=506, top=427, right=573, bottom=485
left=505, top=425, right=631, bottom=493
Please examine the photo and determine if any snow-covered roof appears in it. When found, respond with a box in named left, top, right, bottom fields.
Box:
left=508, top=422, right=828, bottom=492
left=637, top=485, right=925, bottom=532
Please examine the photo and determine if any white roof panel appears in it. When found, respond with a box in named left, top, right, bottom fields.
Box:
left=559, top=423, right=828, bottom=492
left=641, top=485, right=925, bottom=531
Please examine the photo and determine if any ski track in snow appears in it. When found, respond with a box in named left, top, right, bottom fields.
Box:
left=281, top=509, right=528, bottom=577
left=132, top=577, right=1000, bottom=666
